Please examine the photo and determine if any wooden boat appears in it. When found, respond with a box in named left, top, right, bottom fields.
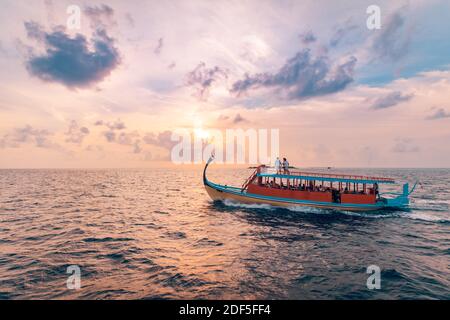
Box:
left=203, top=156, right=417, bottom=212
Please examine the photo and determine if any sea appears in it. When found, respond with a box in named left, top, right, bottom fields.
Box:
left=0, top=167, right=449, bottom=299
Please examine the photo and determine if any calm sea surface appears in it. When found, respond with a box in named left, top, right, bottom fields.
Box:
left=0, top=167, right=449, bottom=299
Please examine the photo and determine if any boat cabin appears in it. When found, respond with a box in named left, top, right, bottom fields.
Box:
left=244, top=165, right=396, bottom=205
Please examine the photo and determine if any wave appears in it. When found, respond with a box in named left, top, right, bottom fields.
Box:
left=400, top=212, right=450, bottom=223
left=82, top=237, right=134, bottom=243
left=409, top=204, right=449, bottom=212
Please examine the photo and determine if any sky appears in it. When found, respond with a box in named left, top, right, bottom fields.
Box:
left=0, top=0, right=449, bottom=168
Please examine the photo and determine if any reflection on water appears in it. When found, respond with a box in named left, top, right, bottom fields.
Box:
left=0, top=168, right=449, bottom=299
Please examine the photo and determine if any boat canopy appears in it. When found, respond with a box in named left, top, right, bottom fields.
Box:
left=257, top=167, right=396, bottom=184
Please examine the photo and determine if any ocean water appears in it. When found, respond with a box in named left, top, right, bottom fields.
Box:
left=0, top=167, right=448, bottom=300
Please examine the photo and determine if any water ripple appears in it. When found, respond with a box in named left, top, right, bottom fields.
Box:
left=0, top=168, right=448, bottom=299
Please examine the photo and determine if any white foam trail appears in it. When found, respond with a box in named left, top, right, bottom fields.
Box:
left=285, top=205, right=329, bottom=215
left=286, top=205, right=393, bottom=218
left=222, top=199, right=275, bottom=210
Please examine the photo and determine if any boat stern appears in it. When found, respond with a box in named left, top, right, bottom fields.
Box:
left=382, top=183, right=410, bottom=209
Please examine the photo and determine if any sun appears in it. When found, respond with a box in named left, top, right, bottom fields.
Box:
left=194, top=128, right=210, bottom=140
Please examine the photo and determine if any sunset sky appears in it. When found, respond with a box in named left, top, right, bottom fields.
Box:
left=0, top=0, right=449, bottom=168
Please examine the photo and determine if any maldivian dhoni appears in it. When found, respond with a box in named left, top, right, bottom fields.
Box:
left=203, top=156, right=417, bottom=212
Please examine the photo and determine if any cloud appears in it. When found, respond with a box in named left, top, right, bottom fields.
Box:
left=103, top=131, right=116, bottom=142
left=425, top=108, right=450, bottom=120
left=371, top=10, right=412, bottom=62
left=299, top=31, right=316, bottom=45
left=95, top=119, right=127, bottom=143
left=133, top=140, right=141, bottom=154
left=0, top=125, right=60, bottom=150
left=154, top=38, right=163, bottom=55
left=216, top=113, right=248, bottom=125
left=84, top=4, right=116, bottom=29
left=95, top=119, right=126, bottom=144
left=94, top=119, right=125, bottom=129
left=65, top=120, right=90, bottom=144
left=143, top=130, right=176, bottom=150
left=230, top=49, right=356, bottom=100
left=116, top=131, right=139, bottom=145
left=233, top=113, right=247, bottom=124
left=97, top=120, right=142, bottom=154
left=329, top=20, right=358, bottom=47
left=125, top=13, right=135, bottom=28
left=106, top=120, right=126, bottom=130
left=217, top=114, right=229, bottom=120
left=93, top=119, right=145, bottom=155
left=24, top=22, right=120, bottom=89
left=185, top=62, right=228, bottom=101
left=370, top=91, right=413, bottom=110
left=392, top=138, right=420, bottom=153
left=24, top=21, right=45, bottom=40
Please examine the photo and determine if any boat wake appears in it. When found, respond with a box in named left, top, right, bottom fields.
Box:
left=399, top=211, right=450, bottom=223
left=221, top=199, right=386, bottom=217
left=409, top=198, right=449, bottom=212
left=220, top=199, right=448, bottom=223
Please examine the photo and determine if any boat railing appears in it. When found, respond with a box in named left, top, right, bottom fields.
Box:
left=258, top=166, right=395, bottom=183
left=241, top=168, right=258, bottom=191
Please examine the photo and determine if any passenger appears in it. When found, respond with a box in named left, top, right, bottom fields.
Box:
left=282, top=158, right=290, bottom=174
left=344, top=187, right=348, bottom=194
left=274, top=157, right=282, bottom=174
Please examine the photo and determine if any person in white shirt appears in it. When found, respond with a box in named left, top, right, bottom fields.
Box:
left=274, top=157, right=281, bottom=174
left=282, top=157, right=290, bottom=174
